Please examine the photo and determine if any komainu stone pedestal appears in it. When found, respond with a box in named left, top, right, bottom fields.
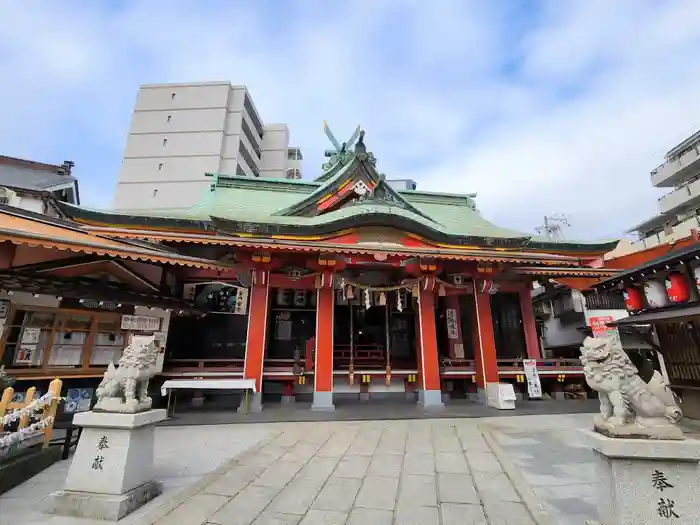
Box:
left=45, top=409, right=166, bottom=521
left=586, top=431, right=700, bottom=525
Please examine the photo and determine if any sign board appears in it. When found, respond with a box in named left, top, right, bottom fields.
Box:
left=522, top=359, right=543, bottom=399
left=15, top=344, right=37, bottom=364
left=445, top=308, right=459, bottom=340
left=233, top=287, right=249, bottom=315
left=21, top=327, right=41, bottom=345
left=64, top=388, right=94, bottom=413
left=589, top=316, right=618, bottom=338
left=121, top=315, right=161, bottom=332
left=0, top=299, right=9, bottom=319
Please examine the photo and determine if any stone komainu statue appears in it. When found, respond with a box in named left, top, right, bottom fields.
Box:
left=580, top=336, right=683, bottom=440
left=94, top=339, right=158, bottom=413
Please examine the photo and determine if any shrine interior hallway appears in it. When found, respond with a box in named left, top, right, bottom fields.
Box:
left=158, top=398, right=599, bottom=426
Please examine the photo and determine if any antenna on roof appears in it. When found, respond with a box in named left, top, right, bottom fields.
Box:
left=535, top=214, right=571, bottom=241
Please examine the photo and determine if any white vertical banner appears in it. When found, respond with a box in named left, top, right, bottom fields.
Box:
left=522, top=359, right=542, bottom=399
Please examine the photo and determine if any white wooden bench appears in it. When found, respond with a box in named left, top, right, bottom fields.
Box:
left=160, top=379, right=257, bottom=415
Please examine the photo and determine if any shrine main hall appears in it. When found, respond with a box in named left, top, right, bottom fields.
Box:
left=0, top=128, right=617, bottom=411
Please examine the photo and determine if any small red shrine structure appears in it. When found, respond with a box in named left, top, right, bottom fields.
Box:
left=0, top=128, right=619, bottom=410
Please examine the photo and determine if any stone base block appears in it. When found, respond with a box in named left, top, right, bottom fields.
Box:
left=46, top=480, right=162, bottom=521
left=515, top=392, right=524, bottom=402
left=441, top=392, right=451, bottom=404
left=190, top=396, right=205, bottom=408
left=417, top=389, right=445, bottom=410
left=280, top=395, right=296, bottom=405
left=311, top=391, right=335, bottom=411
left=593, top=414, right=685, bottom=440
left=238, top=392, right=263, bottom=413
left=93, top=398, right=152, bottom=414
left=586, top=430, right=700, bottom=525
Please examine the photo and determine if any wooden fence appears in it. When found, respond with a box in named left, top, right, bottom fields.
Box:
left=0, top=378, right=62, bottom=448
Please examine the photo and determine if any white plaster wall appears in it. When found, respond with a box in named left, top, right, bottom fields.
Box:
left=116, top=156, right=221, bottom=184
left=130, top=108, right=226, bottom=134
left=114, top=180, right=212, bottom=209
left=134, top=83, right=231, bottom=111
left=541, top=317, right=584, bottom=347
left=123, top=131, right=224, bottom=158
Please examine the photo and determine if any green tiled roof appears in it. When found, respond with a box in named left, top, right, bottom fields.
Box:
left=57, top=144, right=618, bottom=253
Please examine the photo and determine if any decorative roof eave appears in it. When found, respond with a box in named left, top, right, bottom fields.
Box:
left=594, top=242, right=700, bottom=289
left=0, top=209, right=233, bottom=270
left=196, top=234, right=582, bottom=266
left=1, top=234, right=233, bottom=270
left=211, top=213, right=533, bottom=250
left=510, top=267, right=622, bottom=278
left=54, top=200, right=212, bottom=232
left=0, top=271, right=200, bottom=312
left=522, top=239, right=620, bottom=255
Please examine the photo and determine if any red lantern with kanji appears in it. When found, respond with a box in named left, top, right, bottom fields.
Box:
left=623, top=287, right=643, bottom=311
left=665, top=272, right=690, bottom=303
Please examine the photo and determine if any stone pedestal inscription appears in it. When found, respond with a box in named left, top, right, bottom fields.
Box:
left=586, top=431, right=700, bottom=525
left=45, top=409, right=166, bottom=521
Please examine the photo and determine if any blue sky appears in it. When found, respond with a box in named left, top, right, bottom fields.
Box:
left=2, top=0, right=700, bottom=240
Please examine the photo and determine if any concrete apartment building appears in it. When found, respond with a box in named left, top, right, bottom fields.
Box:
left=113, top=81, right=303, bottom=210
left=622, top=128, right=700, bottom=255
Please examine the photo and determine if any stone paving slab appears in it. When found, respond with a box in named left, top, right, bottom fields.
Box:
left=149, top=419, right=539, bottom=525
left=0, top=424, right=275, bottom=525
left=6, top=413, right=632, bottom=525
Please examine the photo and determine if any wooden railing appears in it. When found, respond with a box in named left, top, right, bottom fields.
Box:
left=1, top=378, right=62, bottom=449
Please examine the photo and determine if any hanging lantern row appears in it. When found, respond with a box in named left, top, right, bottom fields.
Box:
left=623, top=267, right=695, bottom=312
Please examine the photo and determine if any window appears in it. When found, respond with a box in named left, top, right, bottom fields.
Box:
left=166, top=115, right=171, bottom=123
left=1, top=310, right=56, bottom=368
left=0, top=197, right=8, bottom=205
left=162, top=138, right=168, bottom=146
left=91, top=317, right=127, bottom=366
left=158, top=163, right=163, bottom=171
left=50, top=313, right=92, bottom=366
left=241, top=117, right=261, bottom=158
left=0, top=308, right=130, bottom=371
left=243, top=94, right=264, bottom=138
left=238, top=142, right=260, bottom=177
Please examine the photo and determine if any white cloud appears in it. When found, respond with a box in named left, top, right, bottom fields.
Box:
left=1, top=0, right=700, bottom=240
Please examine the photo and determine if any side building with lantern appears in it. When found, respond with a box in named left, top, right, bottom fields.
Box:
left=0, top=126, right=619, bottom=411
left=594, top=240, right=700, bottom=419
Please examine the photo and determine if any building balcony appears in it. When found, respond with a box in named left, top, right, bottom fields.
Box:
left=651, top=144, right=700, bottom=187
left=658, top=177, right=700, bottom=214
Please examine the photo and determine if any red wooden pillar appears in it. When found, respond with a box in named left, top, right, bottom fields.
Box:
left=473, top=288, right=499, bottom=390
left=519, top=287, right=541, bottom=359
left=445, top=294, right=465, bottom=359
left=417, top=276, right=444, bottom=409
left=312, top=270, right=335, bottom=411
left=414, top=307, right=423, bottom=389
left=241, top=268, right=270, bottom=412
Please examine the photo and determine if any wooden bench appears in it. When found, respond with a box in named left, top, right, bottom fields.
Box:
left=160, top=378, right=257, bottom=415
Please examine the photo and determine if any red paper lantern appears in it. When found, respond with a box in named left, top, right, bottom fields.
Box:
left=665, top=272, right=690, bottom=303
left=623, top=287, right=644, bottom=311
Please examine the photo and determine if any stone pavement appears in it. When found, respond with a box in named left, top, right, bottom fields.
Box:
left=3, top=413, right=639, bottom=525
left=485, top=414, right=599, bottom=525
left=0, top=424, right=274, bottom=525
left=150, top=419, right=535, bottom=525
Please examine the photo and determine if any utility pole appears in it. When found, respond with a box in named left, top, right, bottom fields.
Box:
left=535, top=214, right=571, bottom=242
